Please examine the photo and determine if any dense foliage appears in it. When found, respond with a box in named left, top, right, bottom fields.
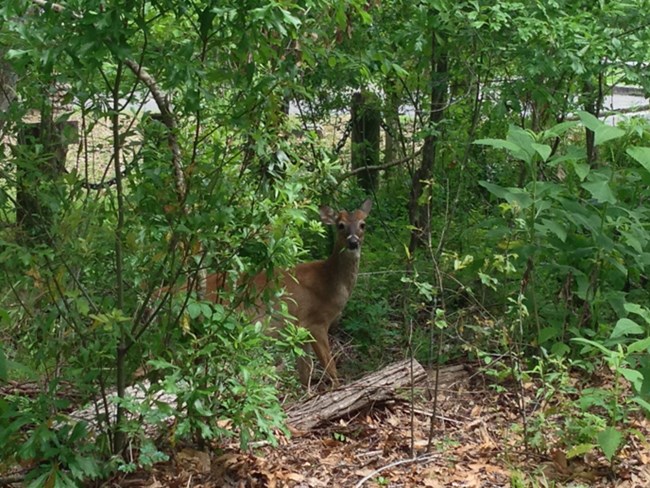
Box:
left=2, top=0, right=650, bottom=484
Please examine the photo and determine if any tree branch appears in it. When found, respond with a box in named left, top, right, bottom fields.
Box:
left=339, top=147, right=423, bottom=181
left=123, top=59, right=186, bottom=202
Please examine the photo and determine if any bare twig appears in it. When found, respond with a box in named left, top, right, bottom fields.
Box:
left=353, top=455, right=439, bottom=488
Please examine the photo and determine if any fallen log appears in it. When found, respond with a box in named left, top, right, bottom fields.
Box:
left=286, top=359, right=427, bottom=431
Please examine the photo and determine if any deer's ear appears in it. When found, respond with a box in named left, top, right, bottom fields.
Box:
left=360, top=199, right=372, bottom=215
left=319, top=205, right=338, bottom=225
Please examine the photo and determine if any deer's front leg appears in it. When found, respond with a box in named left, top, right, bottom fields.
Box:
left=310, top=326, right=340, bottom=388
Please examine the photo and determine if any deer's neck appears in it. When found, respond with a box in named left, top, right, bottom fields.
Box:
left=325, top=246, right=361, bottom=298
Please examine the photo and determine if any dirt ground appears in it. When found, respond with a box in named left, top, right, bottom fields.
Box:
left=103, top=363, right=650, bottom=488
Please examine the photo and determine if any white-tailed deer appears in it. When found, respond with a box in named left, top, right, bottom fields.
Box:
left=166, top=199, right=372, bottom=388
left=255, top=199, right=372, bottom=387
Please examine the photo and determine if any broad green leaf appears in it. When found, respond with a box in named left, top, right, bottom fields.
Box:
left=595, top=125, right=625, bottom=146
left=620, top=230, right=643, bottom=253
left=582, top=179, right=616, bottom=204
left=542, top=120, right=579, bottom=140
left=505, top=188, right=534, bottom=209
left=474, top=138, right=522, bottom=154
left=507, top=126, right=536, bottom=162
left=611, top=318, right=644, bottom=339
left=538, top=326, right=560, bottom=344
left=478, top=181, right=511, bottom=200
left=619, top=368, right=643, bottom=390
left=626, top=147, right=650, bottom=174
left=531, top=143, right=552, bottom=161
left=577, top=110, right=602, bottom=131
left=478, top=181, right=533, bottom=209
left=551, top=342, right=571, bottom=356
left=623, top=302, right=650, bottom=321
left=576, top=111, right=625, bottom=145
left=628, top=337, right=650, bottom=354
left=540, top=218, right=567, bottom=242
left=597, top=427, right=622, bottom=461
left=187, top=302, right=202, bottom=320
left=549, top=146, right=585, bottom=167
left=573, top=161, right=590, bottom=181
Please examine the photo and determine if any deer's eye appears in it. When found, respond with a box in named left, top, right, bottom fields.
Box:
left=338, top=222, right=346, bottom=231
left=359, top=222, right=366, bottom=230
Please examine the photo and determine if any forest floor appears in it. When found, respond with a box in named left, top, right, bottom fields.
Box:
left=110, top=363, right=650, bottom=488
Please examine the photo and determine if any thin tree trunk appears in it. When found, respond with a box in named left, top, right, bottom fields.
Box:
left=112, top=63, right=127, bottom=454
left=351, top=91, right=381, bottom=193
left=408, top=32, right=448, bottom=254
left=584, top=72, right=604, bottom=166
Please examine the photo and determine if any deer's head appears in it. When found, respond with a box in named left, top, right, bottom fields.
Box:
left=320, top=199, right=372, bottom=253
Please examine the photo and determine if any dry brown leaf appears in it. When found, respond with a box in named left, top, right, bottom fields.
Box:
left=320, top=454, right=344, bottom=466
left=214, top=452, right=241, bottom=466
left=478, top=424, right=495, bottom=448
left=422, top=478, right=444, bottom=488
left=285, top=472, right=305, bottom=482
left=355, top=467, right=377, bottom=477
left=550, top=448, right=569, bottom=474
left=321, top=437, right=341, bottom=448
left=144, top=477, right=163, bottom=488
left=286, top=423, right=308, bottom=437
left=482, top=464, right=510, bottom=476
left=305, top=477, right=328, bottom=487
left=176, top=448, right=211, bottom=474
left=386, top=414, right=401, bottom=427
left=413, top=438, right=429, bottom=449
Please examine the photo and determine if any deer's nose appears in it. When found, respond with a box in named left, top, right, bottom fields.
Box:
left=347, top=235, right=360, bottom=250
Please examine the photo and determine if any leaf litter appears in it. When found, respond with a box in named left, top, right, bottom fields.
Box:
left=111, top=364, right=650, bottom=487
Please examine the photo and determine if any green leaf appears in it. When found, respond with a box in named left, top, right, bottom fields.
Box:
left=623, top=302, right=650, bottom=324
left=566, top=443, right=595, bottom=459
left=478, top=181, right=533, bottom=209
left=632, top=396, right=650, bottom=414
left=540, top=218, right=567, bottom=242
left=577, top=111, right=625, bottom=145
left=187, top=302, right=202, bottom=320
left=531, top=143, right=552, bottom=161
left=595, top=125, right=625, bottom=146
left=581, top=179, right=616, bottom=204
left=538, top=326, right=560, bottom=344
left=627, top=147, right=650, bottom=174
left=620, top=368, right=643, bottom=390
left=628, top=337, right=650, bottom=354
left=572, top=337, right=613, bottom=356
left=6, top=49, right=30, bottom=59
left=542, top=120, right=579, bottom=140
left=577, top=110, right=602, bottom=131
left=474, top=138, right=522, bottom=154
left=597, top=427, right=622, bottom=461
left=611, top=318, right=644, bottom=339
left=573, top=161, right=590, bottom=181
